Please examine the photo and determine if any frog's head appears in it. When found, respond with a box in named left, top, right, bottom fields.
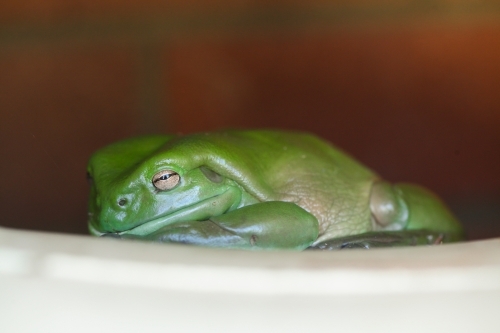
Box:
left=86, top=135, right=244, bottom=237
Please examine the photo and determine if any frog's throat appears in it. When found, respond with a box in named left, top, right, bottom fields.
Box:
left=92, top=187, right=240, bottom=237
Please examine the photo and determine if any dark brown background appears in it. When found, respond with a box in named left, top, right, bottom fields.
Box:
left=1, top=0, right=499, bottom=239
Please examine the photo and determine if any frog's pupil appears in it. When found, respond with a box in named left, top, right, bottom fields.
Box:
left=160, top=174, right=169, bottom=180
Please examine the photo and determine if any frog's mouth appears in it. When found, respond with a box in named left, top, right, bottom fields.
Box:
left=89, top=187, right=239, bottom=238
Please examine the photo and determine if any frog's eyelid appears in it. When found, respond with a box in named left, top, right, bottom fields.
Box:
left=200, top=165, right=224, bottom=183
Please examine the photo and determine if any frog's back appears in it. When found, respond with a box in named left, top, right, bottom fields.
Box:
left=227, top=130, right=379, bottom=241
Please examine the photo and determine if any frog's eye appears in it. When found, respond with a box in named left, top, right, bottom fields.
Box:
left=152, top=170, right=180, bottom=191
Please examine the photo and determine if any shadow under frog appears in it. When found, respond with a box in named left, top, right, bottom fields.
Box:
left=86, top=130, right=463, bottom=250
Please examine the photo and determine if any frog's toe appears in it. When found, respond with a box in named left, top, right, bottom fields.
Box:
left=369, top=181, right=409, bottom=231
left=101, top=233, right=122, bottom=239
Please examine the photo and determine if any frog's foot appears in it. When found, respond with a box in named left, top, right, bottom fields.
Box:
left=127, top=219, right=250, bottom=247
left=308, top=230, right=451, bottom=250
left=100, top=233, right=122, bottom=239
left=119, top=201, right=319, bottom=250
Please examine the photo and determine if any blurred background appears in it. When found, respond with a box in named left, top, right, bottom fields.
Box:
left=0, top=0, right=499, bottom=240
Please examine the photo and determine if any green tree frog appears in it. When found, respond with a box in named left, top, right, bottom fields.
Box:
left=87, top=130, right=463, bottom=250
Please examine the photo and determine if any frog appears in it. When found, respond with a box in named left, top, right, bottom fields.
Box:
left=86, top=130, right=463, bottom=250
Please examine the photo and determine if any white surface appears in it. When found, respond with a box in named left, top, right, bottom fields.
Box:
left=1, top=226, right=500, bottom=332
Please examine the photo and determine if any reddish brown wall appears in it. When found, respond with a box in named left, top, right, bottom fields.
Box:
left=1, top=0, right=499, bottom=239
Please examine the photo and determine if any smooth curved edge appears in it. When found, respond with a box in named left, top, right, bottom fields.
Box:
left=2, top=225, right=500, bottom=333
left=1, top=226, right=500, bottom=296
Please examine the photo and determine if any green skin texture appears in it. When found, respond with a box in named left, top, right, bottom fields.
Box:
left=87, top=130, right=463, bottom=250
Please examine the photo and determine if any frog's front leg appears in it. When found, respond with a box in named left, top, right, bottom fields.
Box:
left=124, top=202, right=319, bottom=250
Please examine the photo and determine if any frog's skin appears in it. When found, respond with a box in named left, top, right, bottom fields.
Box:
left=87, top=130, right=463, bottom=250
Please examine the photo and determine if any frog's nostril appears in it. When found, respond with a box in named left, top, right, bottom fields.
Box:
left=118, top=198, right=128, bottom=207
